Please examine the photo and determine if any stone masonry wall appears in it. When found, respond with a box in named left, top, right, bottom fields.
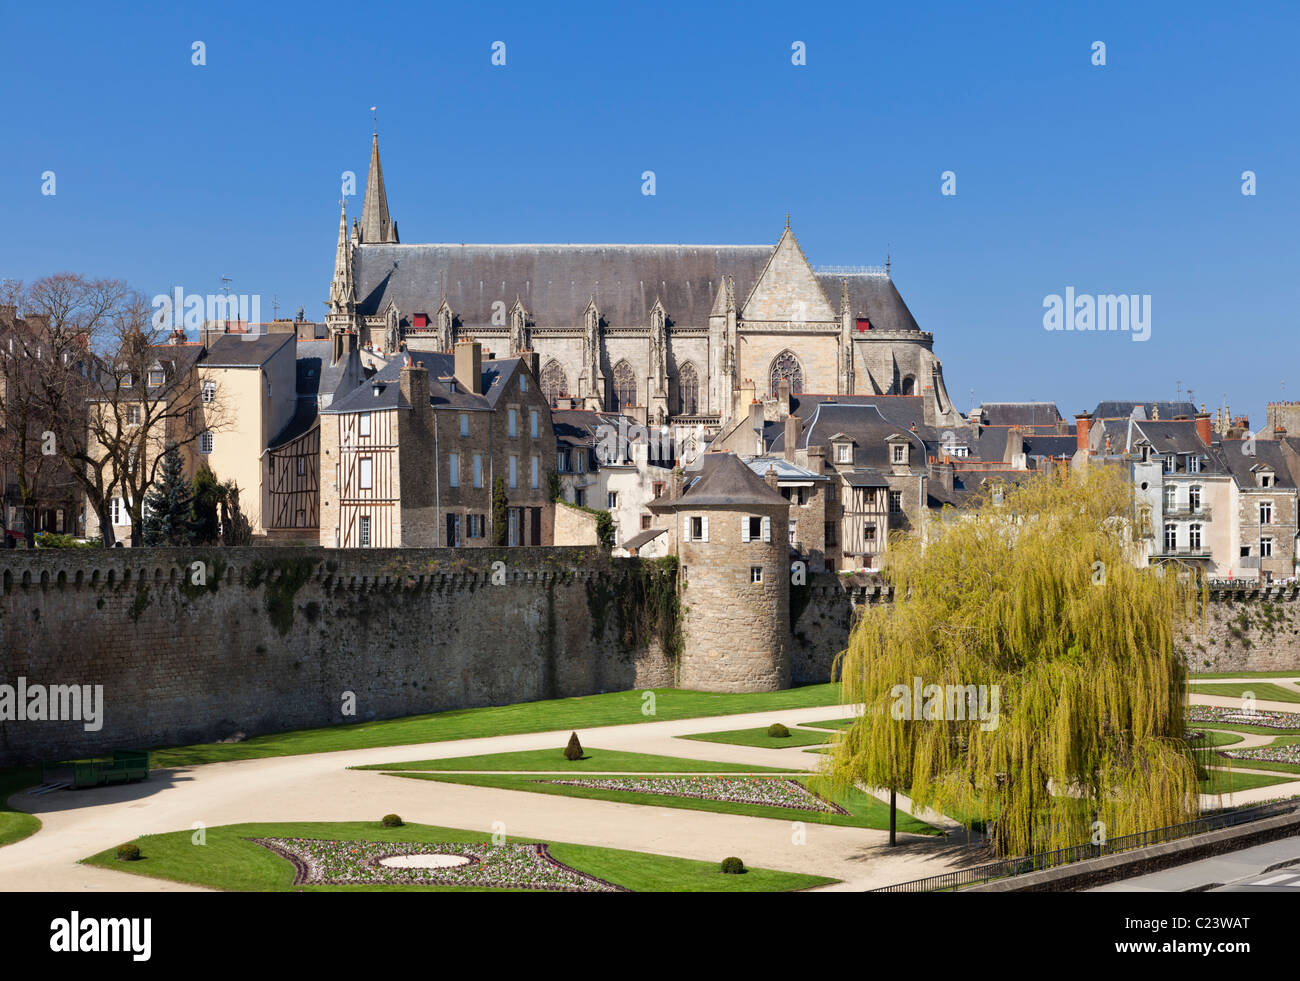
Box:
left=1181, top=585, right=1300, bottom=673
left=0, top=547, right=673, bottom=765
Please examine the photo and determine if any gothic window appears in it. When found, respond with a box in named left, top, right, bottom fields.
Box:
left=676, top=362, right=699, bottom=416
left=612, top=360, right=637, bottom=411
left=540, top=360, right=569, bottom=407
left=901, top=375, right=915, bottom=396
left=769, top=351, right=803, bottom=397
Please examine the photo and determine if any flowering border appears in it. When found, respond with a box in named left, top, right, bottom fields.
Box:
left=249, top=838, right=630, bottom=892
left=535, top=776, right=851, bottom=815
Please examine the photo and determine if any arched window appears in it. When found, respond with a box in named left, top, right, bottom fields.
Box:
left=612, top=360, right=637, bottom=412
left=769, top=351, right=803, bottom=397
left=676, top=362, right=699, bottom=416
left=540, top=360, right=569, bottom=407
left=901, top=375, right=915, bottom=396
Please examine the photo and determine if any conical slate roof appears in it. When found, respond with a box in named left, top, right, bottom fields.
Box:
left=360, top=133, right=397, bottom=244
left=674, top=452, right=789, bottom=508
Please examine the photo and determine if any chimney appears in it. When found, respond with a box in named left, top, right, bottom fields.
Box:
left=1004, top=426, right=1024, bottom=465
left=1194, top=409, right=1213, bottom=447
left=521, top=349, right=540, bottom=382
left=777, top=377, right=791, bottom=419
left=455, top=339, right=483, bottom=395
left=784, top=412, right=802, bottom=462
left=928, top=458, right=955, bottom=496
left=401, top=360, right=429, bottom=418
left=1074, top=412, right=1093, bottom=454
left=765, top=465, right=779, bottom=491
left=735, top=378, right=756, bottom=419
left=671, top=468, right=684, bottom=500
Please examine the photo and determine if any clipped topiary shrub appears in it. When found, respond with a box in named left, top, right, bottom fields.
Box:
left=116, top=843, right=141, bottom=862
left=721, top=856, right=745, bottom=874
left=767, top=723, right=790, bottom=738
left=564, top=732, right=585, bottom=761
left=381, top=814, right=404, bottom=828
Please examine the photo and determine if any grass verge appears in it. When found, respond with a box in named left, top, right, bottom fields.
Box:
left=355, top=748, right=793, bottom=773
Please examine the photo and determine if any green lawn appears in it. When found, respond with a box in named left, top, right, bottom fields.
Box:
left=799, top=718, right=860, bottom=730
left=355, top=748, right=793, bottom=773
left=1190, top=730, right=1246, bottom=749
left=1191, top=671, right=1300, bottom=680
left=0, top=768, right=42, bottom=849
left=677, top=726, right=832, bottom=750
left=145, top=684, right=843, bottom=769
left=1188, top=720, right=1300, bottom=736
left=1198, top=768, right=1299, bottom=795
left=1191, top=682, right=1300, bottom=705
left=82, top=821, right=835, bottom=892
left=387, top=771, right=942, bottom=835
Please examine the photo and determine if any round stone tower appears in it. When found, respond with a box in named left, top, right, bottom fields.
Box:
left=652, top=452, right=790, bottom=691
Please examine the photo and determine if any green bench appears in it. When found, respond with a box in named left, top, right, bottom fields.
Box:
left=72, top=750, right=150, bottom=789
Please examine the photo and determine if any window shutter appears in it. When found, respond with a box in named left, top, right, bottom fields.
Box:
left=701, top=515, right=709, bottom=542
left=741, top=517, right=751, bottom=542
left=683, top=516, right=691, bottom=542
left=762, top=516, right=771, bottom=542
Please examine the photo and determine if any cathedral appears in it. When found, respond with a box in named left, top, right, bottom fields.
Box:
left=326, top=133, right=964, bottom=432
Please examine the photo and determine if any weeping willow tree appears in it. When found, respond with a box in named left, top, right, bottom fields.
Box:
left=820, top=464, right=1205, bottom=857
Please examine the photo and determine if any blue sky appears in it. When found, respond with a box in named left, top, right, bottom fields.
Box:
left=3, top=1, right=1296, bottom=425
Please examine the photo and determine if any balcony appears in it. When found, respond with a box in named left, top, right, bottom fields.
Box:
left=1154, top=546, right=1211, bottom=560
left=1164, top=506, right=1212, bottom=520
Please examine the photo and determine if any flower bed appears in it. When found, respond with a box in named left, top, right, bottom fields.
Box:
left=1221, top=744, right=1300, bottom=766
left=250, top=838, right=625, bottom=891
left=1188, top=705, right=1300, bottom=730
left=538, top=776, right=848, bottom=814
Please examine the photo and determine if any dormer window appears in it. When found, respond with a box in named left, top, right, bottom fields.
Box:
left=834, top=442, right=852, bottom=464
left=149, top=368, right=165, bottom=387
left=1188, top=455, right=1201, bottom=474
left=891, top=443, right=907, bottom=465
left=1162, top=456, right=1174, bottom=474
left=1259, top=472, right=1273, bottom=488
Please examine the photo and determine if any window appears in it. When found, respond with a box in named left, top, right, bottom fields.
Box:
left=1164, top=485, right=1177, bottom=510
left=186, top=408, right=194, bottom=429
left=519, top=374, right=527, bottom=393
left=509, top=455, right=517, bottom=488
left=200, top=431, right=214, bottom=454
left=612, top=360, right=637, bottom=411
left=687, top=515, right=708, bottom=542
left=127, top=405, right=140, bottom=426
left=891, top=443, right=906, bottom=464
left=676, top=363, right=699, bottom=416
left=460, top=413, right=469, bottom=437
left=297, top=457, right=306, bottom=476
left=680, top=565, right=688, bottom=584
left=1260, top=501, right=1273, bottom=525
left=653, top=481, right=665, bottom=499
left=1189, top=524, right=1202, bottom=550
left=769, top=351, right=803, bottom=396
left=641, top=514, right=651, bottom=530
left=359, top=515, right=371, bottom=547
left=149, top=369, right=164, bottom=387
left=1261, top=473, right=1273, bottom=488
left=531, top=455, right=539, bottom=489
left=202, top=381, right=216, bottom=403
left=530, top=410, right=539, bottom=438
left=1164, top=523, right=1177, bottom=551
left=540, top=360, right=569, bottom=407
left=359, top=457, right=373, bottom=490
left=473, top=454, right=483, bottom=488
left=359, top=412, right=371, bottom=437
left=864, top=524, right=876, bottom=542
left=468, top=514, right=486, bottom=539
left=110, top=497, right=123, bottom=525
left=446, top=513, right=462, bottom=546
left=788, top=519, right=797, bottom=544
left=1188, top=485, right=1201, bottom=511
left=750, top=566, right=763, bottom=584
left=836, top=443, right=851, bottom=464
left=575, top=488, right=586, bottom=507
left=1262, top=537, right=1274, bottom=558
left=449, top=453, right=460, bottom=487
left=608, top=492, right=618, bottom=509
left=1162, top=456, right=1175, bottom=474
left=1188, top=455, right=1201, bottom=474
left=296, top=509, right=306, bottom=528
left=508, top=408, right=518, bottom=437
left=888, top=491, right=903, bottom=515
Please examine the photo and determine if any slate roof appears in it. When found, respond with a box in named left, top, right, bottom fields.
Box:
left=660, top=452, right=789, bottom=508
left=354, top=244, right=924, bottom=331
left=1093, top=400, right=1198, bottom=421
left=1217, top=438, right=1297, bottom=489
left=741, top=457, right=829, bottom=482
left=1130, top=419, right=1210, bottom=457
left=776, top=402, right=927, bottom=470
left=976, top=401, right=1064, bottom=428
left=322, top=352, right=525, bottom=415
left=295, top=340, right=363, bottom=406
left=621, top=527, right=668, bottom=550
left=204, top=333, right=293, bottom=367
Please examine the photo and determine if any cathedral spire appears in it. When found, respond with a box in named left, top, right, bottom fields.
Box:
left=360, top=132, right=398, bottom=244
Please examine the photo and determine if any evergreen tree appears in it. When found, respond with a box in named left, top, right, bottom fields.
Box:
left=191, top=464, right=222, bottom=544
left=142, top=446, right=195, bottom=546
left=819, top=465, right=1203, bottom=857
